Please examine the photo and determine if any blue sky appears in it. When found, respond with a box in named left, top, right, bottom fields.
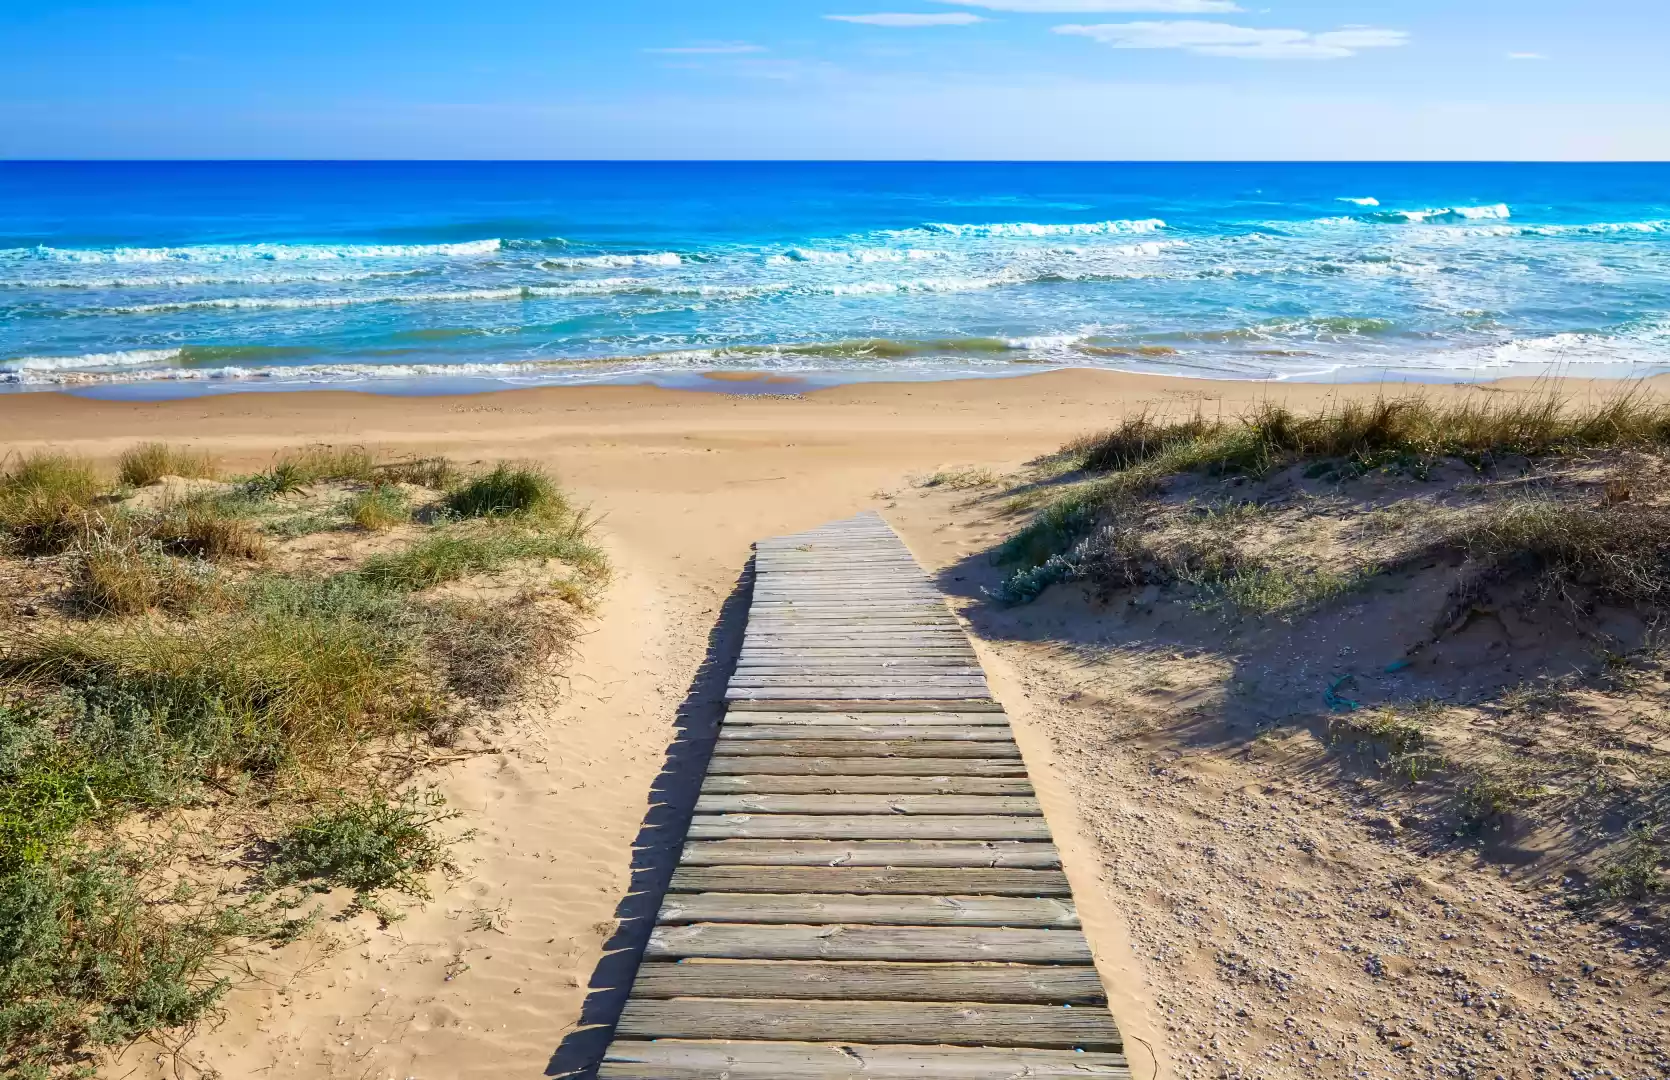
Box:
left=2, top=1, right=1665, bottom=159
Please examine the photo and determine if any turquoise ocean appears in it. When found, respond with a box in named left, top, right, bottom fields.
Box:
left=2, top=162, right=1667, bottom=394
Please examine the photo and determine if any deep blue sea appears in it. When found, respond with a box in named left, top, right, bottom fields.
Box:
left=2, top=162, right=1667, bottom=393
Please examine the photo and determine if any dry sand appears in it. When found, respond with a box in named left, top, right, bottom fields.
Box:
left=3, top=369, right=1665, bottom=1080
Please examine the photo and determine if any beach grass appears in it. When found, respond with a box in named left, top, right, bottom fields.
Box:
left=357, top=525, right=603, bottom=592
left=117, top=443, right=218, bottom=487
left=445, top=462, right=567, bottom=520
left=0, top=443, right=606, bottom=1073
left=0, top=452, right=105, bottom=555
left=995, top=391, right=1670, bottom=607
left=345, top=485, right=411, bottom=531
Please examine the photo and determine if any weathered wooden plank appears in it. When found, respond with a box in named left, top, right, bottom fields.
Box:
left=656, top=893, right=1078, bottom=928
left=644, top=924, right=1094, bottom=964
left=694, top=793, right=1040, bottom=815
left=686, top=815, right=1051, bottom=841
left=724, top=699, right=1007, bottom=713
left=718, top=725, right=1011, bottom=741
left=598, top=1040, right=1132, bottom=1080
left=713, top=740, right=1019, bottom=758
left=666, top=866, right=1070, bottom=895
left=721, top=712, right=1011, bottom=726
left=726, top=688, right=997, bottom=701
left=707, top=756, right=1027, bottom=776
left=728, top=677, right=990, bottom=688
left=701, top=774, right=1034, bottom=796
left=615, top=999, right=1122, bottom=1051
left=738, top=648, right=977, bottom=658
left=678, top=840, right=1060, bottom=867
left=627, top=959, right=1101, bottom=1003
left=734, top=667, right=986, bottom=677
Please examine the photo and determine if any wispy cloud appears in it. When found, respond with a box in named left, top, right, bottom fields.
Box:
left=645, top=42, right=768, bottom=54
left=1054, top=21, right=1408, bottom=59
left=937, top=0, right=1241, bottom=11
left=1507, top=51, right=1547, bottom=60
left=826, top=12, right=987, bottom=25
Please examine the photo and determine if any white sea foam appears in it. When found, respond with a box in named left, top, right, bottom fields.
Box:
left=86, top=279, right=703, bottom=315
left=916, top=218, right=1166, bottom=238
left=0, top=239, right=504, bottom=264
left=1338, top=197, right=1380, bottom=206
left=0, top=348, right=184, bottom=375
left=541, top=252, right=683, bottom=268
left=0, top=269, right=426, bottom=289
left=766, top=247, right=943, bottom=265
left=1373, top=203, right=1512, bottom=224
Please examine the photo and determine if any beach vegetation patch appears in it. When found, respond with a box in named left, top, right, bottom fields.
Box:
left=0, top=443, right=604, bottom=1071
left=261, top=788, right=459, bottom=904
left=444, top=462, right=567, bottom=520
left=346, top=485, right=410, bottom=532
left=117, top=444, right=218, bottom=488
left=358, top=523, right=604, bottom=592
left=0, top=453, right=105, bottom=555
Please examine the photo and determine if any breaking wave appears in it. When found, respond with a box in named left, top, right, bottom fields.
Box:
left=0, top=239, right=504, bottom=264
left=1364, top=203, right=1512, bottom=225
left=914, top=218, right=1166, bottom=238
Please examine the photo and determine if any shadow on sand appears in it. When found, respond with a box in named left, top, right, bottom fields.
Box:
left=545, top=559, right=753, bottom=1078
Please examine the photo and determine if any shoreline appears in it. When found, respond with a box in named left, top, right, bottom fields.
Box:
left=6, top=369, right=1669, bottom=463
left=5, top=358, right=1669, bottom=406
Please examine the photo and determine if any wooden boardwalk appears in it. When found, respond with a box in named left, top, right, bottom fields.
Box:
left=598, top=513, right=1129, bottom=1078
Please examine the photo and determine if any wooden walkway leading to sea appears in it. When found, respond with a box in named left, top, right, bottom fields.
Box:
left=597, top=513, right=1129, bottom=1078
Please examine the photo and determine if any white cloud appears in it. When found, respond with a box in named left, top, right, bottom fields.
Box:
left=645, top=42, right=767, bottom=54
left=1507, top=51, right=1547, bottom=60
left=826, top=12, right=987, bottom=24
left=937, top=0, right=1241, bottom=11
left=1054, top=20, right=1408, bottom=59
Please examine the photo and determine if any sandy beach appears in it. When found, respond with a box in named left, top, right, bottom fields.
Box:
left=5, top=368, right=1668, bottom=1080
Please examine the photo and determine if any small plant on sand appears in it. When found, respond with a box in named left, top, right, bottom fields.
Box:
left=346, top=485, right=410, bottom=531
left=922, top=467, right=999, bottom=491
left=1592, top=823, right=1666, bottom=902
left=117, top=443, right=217, bottom=487
left=262, top=789, right=458, bottom=903
left=242, top=461, right=306, bottom=499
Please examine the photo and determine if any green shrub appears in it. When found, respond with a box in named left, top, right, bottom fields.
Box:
left=0, top=849, right=246, bottom=1077
left=262, top=789, right=457, bottom=901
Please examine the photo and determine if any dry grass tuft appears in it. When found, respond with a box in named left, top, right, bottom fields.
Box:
left=346, top=486, right=410, bottom=532
left=424, top=595, right=576, bottom=704
left=156, top=501, right=268, bottom=561
left=921, top=467, right=999, bottom=490
left=72, top=529, right=218, bottom=616
left=0, top=452, right=105, bottom=554
left=117, top=443, right=218, bottom=487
